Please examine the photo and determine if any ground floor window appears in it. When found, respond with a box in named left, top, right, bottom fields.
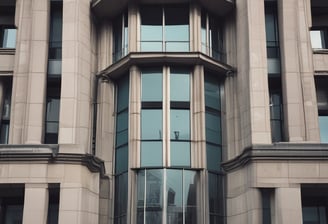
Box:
left=302, top=185, right=328, bottom=224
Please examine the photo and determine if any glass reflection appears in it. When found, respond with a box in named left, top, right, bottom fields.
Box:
left=141, top=142, right=163, bottom=167
left=170, top=71, right=190, bottom=102
left=137, top=169, right=198, bottom=224
left=319, top=116, right=328, bottom=143
left=170, top=142, right=190, bottom=167
left=170, top=110, right=190, bottom=140
left=142, top=72, right=163, bottom=102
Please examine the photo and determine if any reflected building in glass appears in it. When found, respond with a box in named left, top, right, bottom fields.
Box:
left=1, top=0, right=328, bottom=223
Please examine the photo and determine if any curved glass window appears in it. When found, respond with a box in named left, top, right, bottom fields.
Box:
left=140, top=5, right=189, bottom=52
left=137, top=169, right=198, bottom=224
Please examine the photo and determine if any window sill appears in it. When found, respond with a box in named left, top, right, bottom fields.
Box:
left=313, top=48, right=328, bottom=54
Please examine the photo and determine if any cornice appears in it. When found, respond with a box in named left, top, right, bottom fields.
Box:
left=222, top=143, right=328, bottom=172
left=0, top=144, right=108, bottom=178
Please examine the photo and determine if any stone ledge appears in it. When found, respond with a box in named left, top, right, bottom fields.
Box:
left=0, top=144, right=107, bottom=178
left=222, top=143, right=328, bottom=172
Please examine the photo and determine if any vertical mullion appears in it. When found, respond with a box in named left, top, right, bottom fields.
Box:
left=182, top=170, right=185, bottom=224
left=163, top=169, right=167, bottom=224
left=143, top=170, right=147, bottom=224
left=162, top=7, right=165, bottom=51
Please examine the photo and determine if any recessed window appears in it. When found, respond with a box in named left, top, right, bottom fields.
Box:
left=310, top=0, right=328, bottom=50
left=113, top=11, right=128, bottom=62
left=302, top=185, right=328, bottom=224
left=0, top=77, right=12, bottom=144
left=201, top=11, right=224, bottom=61
left=0, top=6, right=16, bottom=49
left=0, top=184, right=24, bottom=224
left=140, top=5, right=189, bottom=52
left=310, top=29, right=328, bottom=49
left=315, top=76, right=328, bottom=143
left=205, top=73, right=222, bottom=171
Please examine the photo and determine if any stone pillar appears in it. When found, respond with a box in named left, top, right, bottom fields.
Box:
left=11, top=0, right=32, bottom=143
left=278, top=0, right=320, bottom=142
left=22, top=184, right=49, bottom=224
left=235, top=0, right=271, bottom=149
left=128, top=4, right=138, bottom=52
left=59, top=0, right=93, bottom=153
left=192, top=65, right=205, bottom=168
left=24, top=0, right=49, bottom=144
left=275, top=187, right=303, bottom=223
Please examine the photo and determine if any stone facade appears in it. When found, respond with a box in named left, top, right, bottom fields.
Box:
left=0, top=0, right=327, bottom=223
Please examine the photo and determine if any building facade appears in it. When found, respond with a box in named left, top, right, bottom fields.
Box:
left=0, top=0, right=327, bottom=223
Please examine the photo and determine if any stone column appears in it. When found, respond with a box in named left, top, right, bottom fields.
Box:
left=24, top=0, right=49, bottom=144
left=235, top=0, right=271, bottom=149
left=278, top=0, right=320, bottom=142
left=22, top=184, right=49, bottom=224
left=59, top=0, right=93, bottom=153
left=275, top=187, right=303, bottom=223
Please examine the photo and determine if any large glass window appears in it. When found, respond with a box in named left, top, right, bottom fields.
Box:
left=201, top=11, right=224, bottom=61
left=113, top=11, right=128, bottom=62
left=140, top=5, right=189, bottom=52
left=311, top=29, right=328, bottom=49
left=269, top=78, right=283, bottom=142
left=205, top=74, right=222, bottom=172
left=170, top=69, right=190, bottom=167
left=315, top=77, right=328, bottom=143
left=114, top=75, right=130, bottom=224
left=137, top=169, right=198, bottom=224
left=140, top=68, right=190, bottom=167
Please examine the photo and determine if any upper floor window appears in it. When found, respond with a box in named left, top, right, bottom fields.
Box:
left=310, top=29, right=328, bottom=49
left=315, top=76, right=328, bottom=143
left=0, top=6, right=16, bottom=49
left=140, top=5, right=189, bottom=52
left=141, top=67, right=190, bottom=167
left=113, top=11, right=128, bottom=62
left=310, top=0, right=328, bottom=50
left=0, top=77, right=12, bottom=144
left=201, top=11, right=224, bottom=61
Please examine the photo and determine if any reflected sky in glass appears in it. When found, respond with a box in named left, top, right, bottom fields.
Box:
left=319, top=116, right=328, bottom=143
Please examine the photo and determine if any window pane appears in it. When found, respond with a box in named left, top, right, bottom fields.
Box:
left=46, top=98, right=60, bottom=122
left=115, top=146, right=128, bottom=173
left=208, top=173, right=224, bottom=216
left=116, top=110, right=128, bottom=146
left=166, top=41, right=189, bottom=52
left=0, top=123, right=9, bottom=144
left=170, top=110, right=190, bottom=140
left=205, top=112, right=221, bottom=145
left=2, top=28, right=16, bottom=48
left=207, top=144, right=221, bottom=171
left=146, top=169, right=163, bottom=224
left=142, top=72, right=163, bottom=102
left=170, top=142, right=190, bottom=167
left=310, top=30, right=324, bottom=49
left=167, top=169, right=183, bottom=224
left=114, top=173, right=128, bottom=223
left=141, top=110, right=162, bottom=140
left=141, top=142, right=162, bottom=167
left=117, top=75, right=129, bottom=112
left=141, top=6, right=162, bottom=51
left=319, top=116, right=328, bottom=143
left=184, top=170, right=197, bottom=206
left=205, top=75, right=221, bottom=110
left=137, top=170, right=145, bottom=224
left=170, top=71, right=190, bottom=102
